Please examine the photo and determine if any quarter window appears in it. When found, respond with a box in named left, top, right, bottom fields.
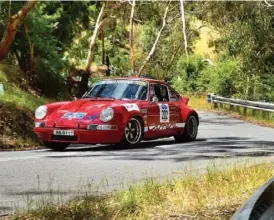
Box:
left=168, top=88, right=180, bottom=101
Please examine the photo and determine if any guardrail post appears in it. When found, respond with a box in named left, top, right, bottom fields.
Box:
left=262, top=110, right=267, bottom=119
left=207, top=94, right=213, bottom=104
left=234, top=105, right=238, bottom=112
left=207, top=94, right=218, bottom=108
left=243, top=107, right=247, bottom=116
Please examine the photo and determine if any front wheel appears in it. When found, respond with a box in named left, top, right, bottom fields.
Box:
left=43, top=142, right=70, bottom=151
left=174, top=115, right=198, bottom=142
left=119, top=118, right=143, bottom=148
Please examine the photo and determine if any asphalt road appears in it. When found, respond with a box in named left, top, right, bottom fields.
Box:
left=1, top=111, right=274, bottom=214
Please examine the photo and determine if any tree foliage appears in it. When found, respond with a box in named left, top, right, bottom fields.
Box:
left=0, top=1, right=273, bottom=101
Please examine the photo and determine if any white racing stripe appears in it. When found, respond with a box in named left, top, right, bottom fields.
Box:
left=176, top=123, right=185, bottom=128
left=144, top=123, right=185, bottom=132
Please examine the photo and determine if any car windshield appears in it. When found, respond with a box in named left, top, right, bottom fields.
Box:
left=83, top=80, right=148, bottom=101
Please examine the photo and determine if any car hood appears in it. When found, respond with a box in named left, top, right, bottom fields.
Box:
left=46, top=98, right=135, bottom=128
left=51, top=99, right=115, bottom=117
left=59, top=98, right=113, bottom=112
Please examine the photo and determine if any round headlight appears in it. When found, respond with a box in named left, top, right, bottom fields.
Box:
left=100, top=107, right=114, bottom=122
left=35, top=105, right=48, bottom=120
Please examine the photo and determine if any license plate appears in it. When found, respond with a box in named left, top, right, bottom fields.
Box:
left=53, top=130, right=74, bottom=136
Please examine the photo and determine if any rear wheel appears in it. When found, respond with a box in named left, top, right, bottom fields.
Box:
left=119, top=118, right=143, bottom=147
left=43, top=142, right=70, bottom=151
left=174, top=115, right=198, bottom=142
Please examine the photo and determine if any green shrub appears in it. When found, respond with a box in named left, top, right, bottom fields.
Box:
left=172, top=55, right=207, bottom=93
left=172, top=57, right=244, bottom=99
left=198, top=59, right=239, bottom=97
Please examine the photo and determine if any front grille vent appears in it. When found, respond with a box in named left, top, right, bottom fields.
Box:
left=52, top=135, right=78, bottom=142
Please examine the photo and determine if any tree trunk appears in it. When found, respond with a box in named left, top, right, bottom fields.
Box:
left=0, top=0, right=38, bottom=60
left=84, top=2, right=126, bottom=74
left=85, top=4, right=105, bottom=73
left=264, top=0, right=274, bottom=7
left=79, top=4, right=107, bottom=98
left=23, top=22, right=34, bottom=76
left=179, top=0, right=188, bottom=57
left=101, top=29, right=105, bottom=65
left=129, top=0, right=135, bottom=76
left=78, top=2, right=125, bottom=98
left=138, top=3, right=170, bottom=75
left=14, top=50, right=26, bottom=72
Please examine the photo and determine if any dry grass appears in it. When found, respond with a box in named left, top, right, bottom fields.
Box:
left=215, top=104, right=274, bottom=128
left=13, top=162, right=274, bottom=220
left=188, top=94, right=213, bottom=111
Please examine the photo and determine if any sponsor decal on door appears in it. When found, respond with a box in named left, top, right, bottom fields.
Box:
left=159, top=104, right=170, bottom=123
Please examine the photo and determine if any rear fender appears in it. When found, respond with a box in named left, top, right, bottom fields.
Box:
left=187, top=111, right=199, bottom=126
left=180, top=108, right=199, bottom=126
left=182, top=97, right=189, bottom=105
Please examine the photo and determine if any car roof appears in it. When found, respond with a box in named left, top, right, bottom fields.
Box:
left=102, top=77, right=169, bottom=86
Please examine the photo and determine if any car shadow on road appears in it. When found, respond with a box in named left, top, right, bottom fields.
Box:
left=45, top=136, right=274, bottom=162
left=63, top=138, right=207, bottom=152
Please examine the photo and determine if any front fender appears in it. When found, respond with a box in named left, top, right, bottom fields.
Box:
left=115, top=106, right=144, bottom=126
left=46, top=102, right=70, bottom=118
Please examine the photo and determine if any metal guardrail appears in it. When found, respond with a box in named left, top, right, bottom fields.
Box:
left=207, top=94, right=274, bottom=113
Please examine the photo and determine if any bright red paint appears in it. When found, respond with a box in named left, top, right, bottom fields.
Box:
left=34, top=77, right=198, bottom=145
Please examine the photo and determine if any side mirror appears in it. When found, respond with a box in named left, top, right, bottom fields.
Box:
left=151, top=96, right=159, bottom=103
left=182, top=97, right=189, bottom=105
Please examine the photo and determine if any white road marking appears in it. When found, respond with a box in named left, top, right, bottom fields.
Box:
left=0, top=152, right=79, bottom=162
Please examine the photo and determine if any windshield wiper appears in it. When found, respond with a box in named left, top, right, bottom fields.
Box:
left=95, top=95, right=115, bottom=100
left=82, top=96, right=116, bottom=100
left=99, top=97, right=116, bottom=100
left=82, top=96, right=97, bottom=99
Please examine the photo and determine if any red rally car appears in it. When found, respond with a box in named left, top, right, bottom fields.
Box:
left=34, top=77, right=199, bottom=151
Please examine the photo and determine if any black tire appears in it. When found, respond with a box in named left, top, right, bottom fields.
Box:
left=118, top=117, right=143, bottom=148
left=174, top=115, right=198, bottom=142
left=43, top=142, right=70, bottom=151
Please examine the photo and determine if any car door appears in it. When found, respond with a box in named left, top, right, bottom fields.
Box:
left=145, top=83, right=179, bottom=138
left=167, top=86, right=183, bottom=131
left=143, top=83, right=160, bottom=138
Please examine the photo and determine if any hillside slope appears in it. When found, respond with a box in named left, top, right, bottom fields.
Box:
left=0, top=64, right=48, bottom=150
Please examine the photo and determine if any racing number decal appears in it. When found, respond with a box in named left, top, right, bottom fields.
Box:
left=159, top=104, right=170, bottom=123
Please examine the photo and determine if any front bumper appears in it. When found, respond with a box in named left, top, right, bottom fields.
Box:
left=34, top=127, right=124, bottom=144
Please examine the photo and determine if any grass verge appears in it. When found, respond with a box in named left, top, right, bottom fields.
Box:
left=188, top=94, right=213, bottom=111
left=12, top=162, right=274, bottom=220
left=188, top=94, right=274, bottom=128
left=0, top=64, right=49, bottom=150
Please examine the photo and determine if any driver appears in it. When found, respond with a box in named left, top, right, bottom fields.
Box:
left=160, top=86, right=168, bottom=101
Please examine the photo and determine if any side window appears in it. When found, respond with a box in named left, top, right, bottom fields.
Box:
left=152, top=84, right=169, bottom=102
left=168, top=88, right=180, bottom=101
